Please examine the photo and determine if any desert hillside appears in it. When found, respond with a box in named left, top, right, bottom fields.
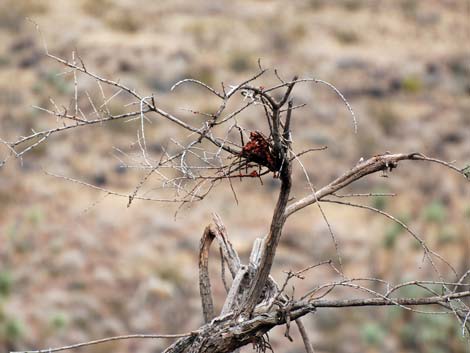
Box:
left=0, top=1, right=469, bottom=352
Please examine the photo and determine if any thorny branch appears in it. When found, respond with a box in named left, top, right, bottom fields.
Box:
left=3, top=36, right=469, bottom=353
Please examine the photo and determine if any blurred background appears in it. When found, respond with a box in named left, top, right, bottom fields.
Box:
left=0, top=1, right=469, bottom=352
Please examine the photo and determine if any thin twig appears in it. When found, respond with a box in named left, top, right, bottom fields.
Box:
left=11, top=332, right=197, bottom=353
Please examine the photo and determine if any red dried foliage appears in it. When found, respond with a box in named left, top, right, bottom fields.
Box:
left=241, top=131, right=277, bottom=171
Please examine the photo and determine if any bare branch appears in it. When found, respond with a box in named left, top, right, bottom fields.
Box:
left=320, top=198, right=457, bottom=277
left=296, top=319, right=315, bottom=353
left=285, top=152, right=468, bottom=218
left=310, top=290, right=470, bottom=308
left=171, top=78, right=224, bottom=99
left=11, top=332, right=197, bottom=353
left=199, top=226, right=217, bottom=323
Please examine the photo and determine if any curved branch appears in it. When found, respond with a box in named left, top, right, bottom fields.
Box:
left=171, top=79, right=224, bottom=99
left=199, top=214, right=242, bottom=323
left=285, top=152, right=468, bottom=218
left=264, top=77, right=357, bottom=132
left=11, top=332, right=197, bottom=353
left=199, top=226, right=216, bottom=323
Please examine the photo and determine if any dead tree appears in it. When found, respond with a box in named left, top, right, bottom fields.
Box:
left=1, top=33, right=470, bottom=352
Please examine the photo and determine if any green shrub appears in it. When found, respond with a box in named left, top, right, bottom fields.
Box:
left=383, top=214, right=409, bottom=249
left=401, top=75, right=423, bottom=93
left=423, top=201, right=446, bottom=224
left=3, top=318, right=25, bottom=342
left=50, top=312, right=68, bottom=330
left=27, top=207, right=43, bottom=225
left=371, top=191, right=388, bottom=211
left=418, top=315, right=452, bottom=344
left=361, top=322, right=386, bottom=346
left=43, top=69, right=71, bottom=95
left=383, top=224, right=401, bottom=249
left=400, top=321, right=418, bottom=348
left=0, top=272, right=12, bottom=298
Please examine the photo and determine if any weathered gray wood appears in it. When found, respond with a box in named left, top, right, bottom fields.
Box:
left=249, top=237, right=264, bottom=267
left=164, top=289, right=470, bottom=352
left=198, top=226, right=216, bottom=323
left=240, top=144, right=292, bottom=317
left=198, top=214, right=243, bottom=324
left=212, top=213, right=241, bottom=277
left=220, top=266, right=249, bottom=315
